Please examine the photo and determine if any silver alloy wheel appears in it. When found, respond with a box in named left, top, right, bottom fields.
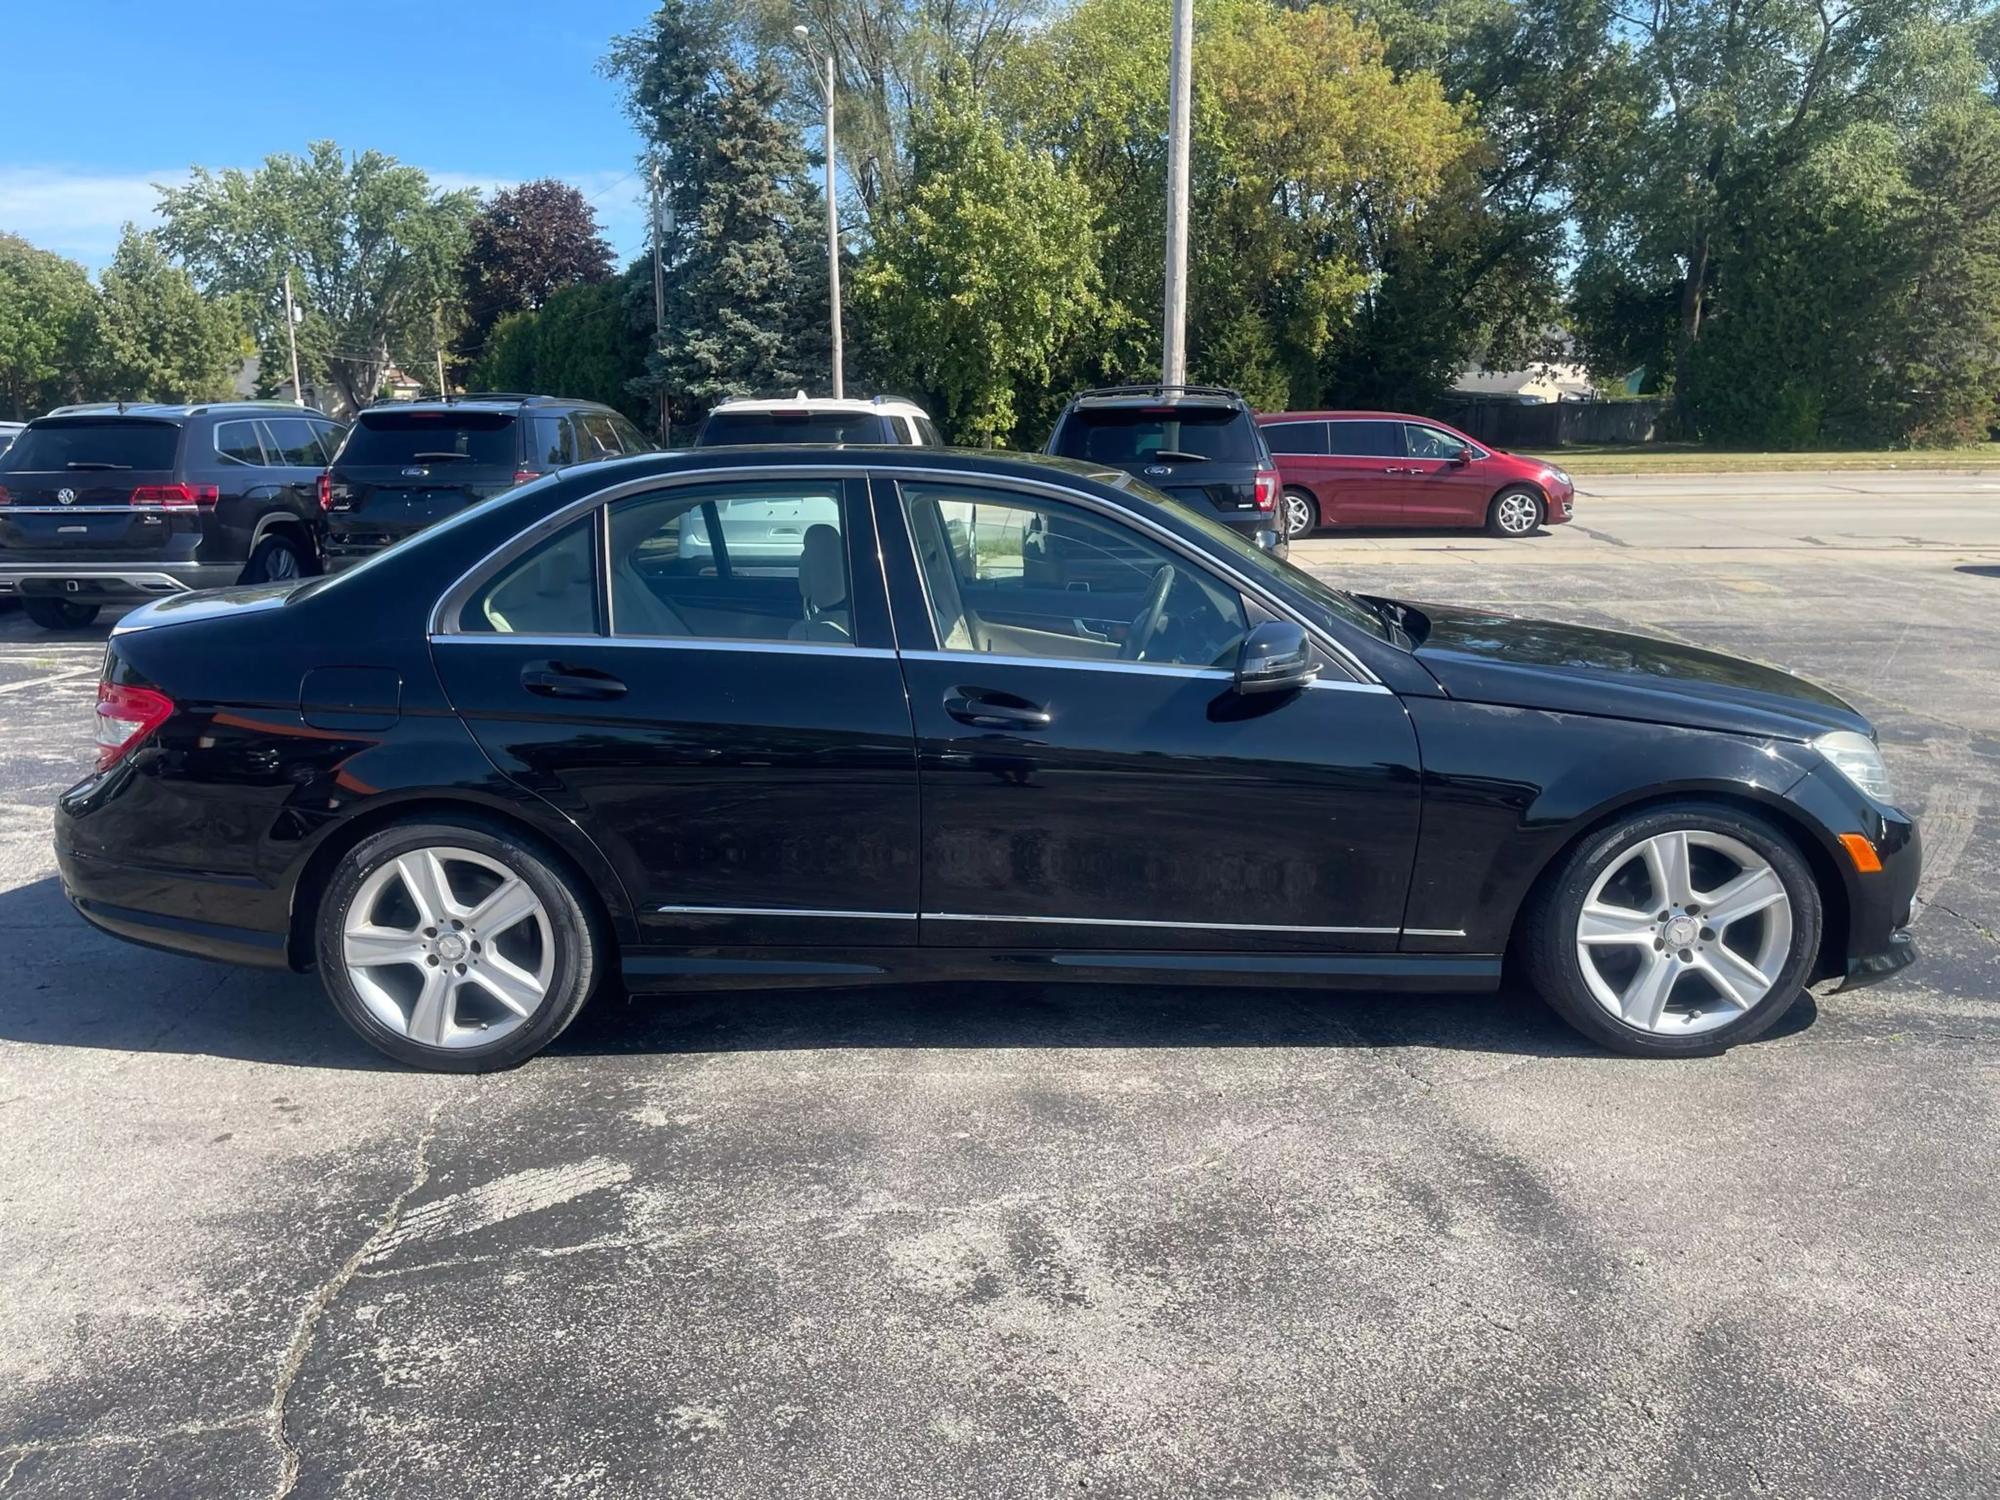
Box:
left=1494, top=492, right=1539, bottom=535
left=341, top=845, right=554, bottom=1049
left=1573, top=829, right=1794, bottom=1035
left=1283, top=491, right=1315, bottom=538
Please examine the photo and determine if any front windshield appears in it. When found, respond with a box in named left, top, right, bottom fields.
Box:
left=1112, top=475, right=1394, bottom=642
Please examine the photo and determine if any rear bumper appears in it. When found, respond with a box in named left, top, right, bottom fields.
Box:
left=0, top=561, right=240, bottom=603
left=55, top=840, right=293, bottom=970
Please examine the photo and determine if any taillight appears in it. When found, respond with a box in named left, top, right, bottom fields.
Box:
left=317, top=472, right=332, bottom=511
left=512, top=469, right=542, bottom=487
left=0, top=484, right=11, bottom=505
left=93, top=680, right=175, bottom=771
left=130, top=483, right=219, bottom=509
left=1253, top=469, right=1280, bottom=512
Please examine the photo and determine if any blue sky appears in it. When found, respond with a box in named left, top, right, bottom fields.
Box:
left=3, top=0, right=660, bottom=271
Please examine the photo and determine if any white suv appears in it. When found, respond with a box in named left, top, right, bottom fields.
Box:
left=692, top=394, right=941, bottom=447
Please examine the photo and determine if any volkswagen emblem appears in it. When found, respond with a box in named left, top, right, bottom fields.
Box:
left=1144, top=465, right=1171, bottom=476
left=56, top=487, right=76, bottom=505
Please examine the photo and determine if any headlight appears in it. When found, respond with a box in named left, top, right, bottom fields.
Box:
left=1815, top=730, right=1892, bottom=802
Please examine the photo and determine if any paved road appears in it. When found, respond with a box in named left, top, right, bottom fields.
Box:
left=1, top=480, right=1995, bottom=1498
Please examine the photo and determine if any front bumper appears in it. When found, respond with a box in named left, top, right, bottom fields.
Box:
left=0, top=560, right=241, bottom=605
left=1838, top=927, right=1918, bottom=991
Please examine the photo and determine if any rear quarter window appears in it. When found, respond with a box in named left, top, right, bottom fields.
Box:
left=1, top=420, right=181, bottom=472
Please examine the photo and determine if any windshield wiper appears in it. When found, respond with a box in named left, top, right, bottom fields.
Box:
left=65, top=461, right=130, bottom=470
left=1148, top=449, right=1209, bottom=463
left=410, top=451, right=473, bottom=462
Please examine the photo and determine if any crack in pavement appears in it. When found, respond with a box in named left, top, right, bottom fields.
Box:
left=266, top=1094, right=454, bottom=1499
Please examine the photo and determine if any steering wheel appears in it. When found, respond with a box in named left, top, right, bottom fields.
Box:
left=1121, top=564, right=1176, bottom=661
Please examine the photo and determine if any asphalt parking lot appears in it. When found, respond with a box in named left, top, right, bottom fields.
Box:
left=2, top=469, right=1996, bottom=1499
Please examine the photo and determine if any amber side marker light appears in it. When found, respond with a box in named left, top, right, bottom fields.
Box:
left=1838, top=833, right=1884, bottom=873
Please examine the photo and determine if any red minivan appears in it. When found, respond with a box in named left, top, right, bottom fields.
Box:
left=1256, top=411, right=1575, bottom=539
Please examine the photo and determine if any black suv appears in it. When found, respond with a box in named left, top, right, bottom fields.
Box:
left=1045, top=384, right=1284, bottom=550
left=0, top=402, right=344, bottom=630
left=322, top=394, right=655, bottom=571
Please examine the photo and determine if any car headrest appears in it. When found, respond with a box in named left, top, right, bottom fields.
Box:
left=799, top=523, right=847, bottom=610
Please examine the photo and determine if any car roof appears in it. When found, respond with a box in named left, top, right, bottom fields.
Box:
left=706, top=393, right=933, bottom=420
left=354, top=395, right=620, bottom=417
left=37, top=401, right=335, bottom=423
left=513, top=444, right=1125, bottom=491
left=1062, top=384, right=1250, bottom=411
left=1257, top=410, right=1435, bottom=423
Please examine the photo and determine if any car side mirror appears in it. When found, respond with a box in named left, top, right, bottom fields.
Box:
left=1235, top=620, right=1319, bottom=695
left=1251, top=527, right=1286, bottom=555
left=1448, top=450, right=1472, bottom=467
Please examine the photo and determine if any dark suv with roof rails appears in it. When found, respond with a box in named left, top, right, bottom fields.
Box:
left=1045, top=384, right=1285, bottom=553
left=321, top=394, right=656, bottom=572
left=0, top=402, right=344, bottom=630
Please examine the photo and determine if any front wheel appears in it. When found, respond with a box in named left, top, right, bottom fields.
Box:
left=1519, top=803, right=1823, bottom=1056
left=1281, top=488, right=1319, bottom=539
left=315, top=818, right=604, bottom=1071
left=23, top=598, right=100, bottom=630
left=1486, top=487, right=1544, bottom=538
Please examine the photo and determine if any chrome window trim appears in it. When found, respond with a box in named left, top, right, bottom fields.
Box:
left=871, top=466, right=1382, bottom=684
left=893, top=648, right=1391, bottom=693
left=658, top=904, right=917, bottom=920
left=430, top=632, right=898, bottom=660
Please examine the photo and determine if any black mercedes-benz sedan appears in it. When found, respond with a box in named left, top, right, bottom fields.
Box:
left=55, top=448, right=1920, bottom=1071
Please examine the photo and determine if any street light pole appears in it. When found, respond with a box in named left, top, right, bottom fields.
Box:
left=1161, top=0, right=1193, bottom=386
left=795, top=24, right=844, bottom=398
left=650, top=160, right=670, bottom=444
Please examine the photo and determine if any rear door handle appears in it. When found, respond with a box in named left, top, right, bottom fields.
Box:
left=521, top=660, right=628, bottom=701
left=945, top=688, right=1052, bottom=731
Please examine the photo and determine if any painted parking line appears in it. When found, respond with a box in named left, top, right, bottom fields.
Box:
left=0, top=665, right=97, bottom=695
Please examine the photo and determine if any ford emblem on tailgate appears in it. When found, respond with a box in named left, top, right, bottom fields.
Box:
left=1144, top=465, right=1171, bottom=476
left=57, top=487, right=76, bottom=505
left=401, top=466, right=427, bottom=477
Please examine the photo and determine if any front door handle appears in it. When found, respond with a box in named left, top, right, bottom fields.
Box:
left=521, top=660, right=628, bottom=701
left=945, top=688, right=1052, bottom=731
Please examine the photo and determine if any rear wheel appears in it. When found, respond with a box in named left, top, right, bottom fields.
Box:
left=316, top=817, right=604, bottom=1072
left=1486, top=487, right=1543, bottom=537
left=240, top=532, right=308, bottom=584
left=1520, top=802, right=1822, bottom=1056
left=23, top=599, right=100, bottom=630
left=1281, top=488, right=1319, bottom=539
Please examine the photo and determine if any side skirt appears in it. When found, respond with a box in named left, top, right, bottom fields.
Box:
left=621, top=948, right=1502, bottom=994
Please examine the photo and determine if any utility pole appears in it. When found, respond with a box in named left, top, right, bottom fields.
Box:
left=433, top=304, right=447, bottom=398
left=1161, top=0, right=1193, bottom=386
left=795, top=25, right=844, bottom=398
left=650, top=160, right=670, bottom=444
left=281, top=267, right=304, bottom=406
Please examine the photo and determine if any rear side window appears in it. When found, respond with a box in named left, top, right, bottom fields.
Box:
left=316, top=422, right=348, bottom=460
left=459, top=518, right=600, bottom=635
left=532, top=414, right=576, bottom=467
left=214, top=420, right=267, bottom=466
left=1262, top=422, right=1328, bottom=455
left=698, top=410, right=890, bottom=445
left=260, top=416, right=328, bottom=465
left=339, top=411, right=518, bottom=468
left=1051, top=406, right=1258, bottom=464
left=1, top=420, right=180, bottom=472
left=1326, top=421, right=1404, bottom=458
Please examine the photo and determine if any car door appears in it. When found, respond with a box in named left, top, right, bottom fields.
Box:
left=1393, top=421, right=1492, bottom=526
left=428, top=471, right=922, bottom=954
left=877, top=473, right=1423, bottom=952
left=1320, top=420, right=1408, bottom=525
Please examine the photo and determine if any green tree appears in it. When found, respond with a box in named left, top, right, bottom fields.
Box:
left=468, top=268, right=655, bottom=421
left=0, top=235, right=97, bottom=419
left=156, top=141, right=477, bottom=415
left=853, top=75, right=1104, bottom=443
left=92, top=226, right=245, bottom=404
left=461, top=180, right=614, bottom=360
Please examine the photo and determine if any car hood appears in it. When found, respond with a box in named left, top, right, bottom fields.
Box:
left=1399, top=600, right=1870, bottom=739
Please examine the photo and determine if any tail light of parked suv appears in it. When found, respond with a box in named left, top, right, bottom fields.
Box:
left=1253, top=469, right=1281, bottom=513
left=130, top=483, right=219, bottom=509
left=93, top=680, right=175, bottom=771
left=317, top=472, right=332, bottom=511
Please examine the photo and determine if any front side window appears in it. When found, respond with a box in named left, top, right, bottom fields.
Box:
left=576, top=412, right=623, bottom=460
left=214, top=420, right=267, bottom=467
left=901, top=483, right=1247, bottom=668
left=609, top=413, right=652, bottom=453
left=607, top=482, right=853, bottom=644
left=459, top=518, right=599, bottom=635
left=913, top=417, right=943, bottom=446
left=1405, top=424, right=1472, bottom=461
left=1326, top=421, right=1404, bottom=458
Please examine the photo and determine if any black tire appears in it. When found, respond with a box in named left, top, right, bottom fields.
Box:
left=1519, top=801, right=1823, bottom=1057
left=1486, top=487, right=1544, bottom=538
left=1281, top=488, right=1319, bottom=539
left=240, top=531, right=309, bottom=585
left=23, top=598, right=100, bottom=630
left=315, top=816, right=605, bottom=1072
